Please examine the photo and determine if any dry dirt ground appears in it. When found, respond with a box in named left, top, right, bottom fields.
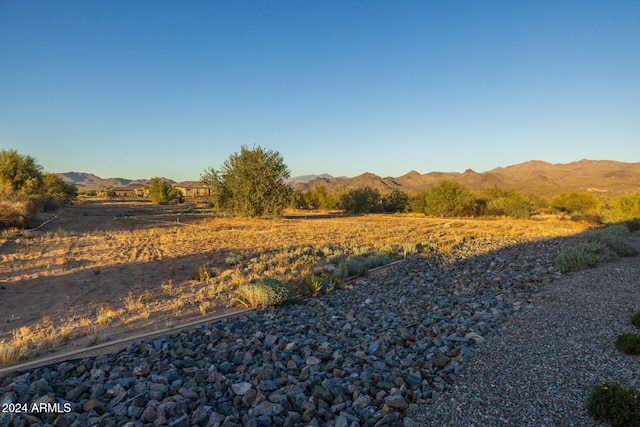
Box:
left=0, top=198, right=591, bottom=369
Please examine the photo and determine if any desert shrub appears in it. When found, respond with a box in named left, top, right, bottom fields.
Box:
left=0, top=149, right=43, bottom=195
left=632, top=312, right=640, bottom=328
left=149, top=177, right=183, bottom=204
left=234, top=277, right=290, bottom=307
left=0, top=186, right=38, bottom=229
left=42, top=173, right=77, bottom=204
left=201, top=145, right=292, bottom=217
left=480, top=187, right=534, bottom=218
left=340, top=258, right=369, bottom=277
left=191, top=264, right=220, bottom=282
left=555, top=226, right=637, bottom=272
left=586, top=382, right=640, bottom=427
left=381, top=189, right=410, bottom=213
left=410, top=191, right=428, bottom=214
left=604, top=194, right=640, bottom=231
left=364, top=254, right=391, bottom=269
left=601, top=224, right=632, bottom=238
left=328, top=254, right=347, bottom=265
left=305, top=275, right=335, bottom=296
left=423, top=180, right=477, bottom=217
left=615, top=333, right=640, bottom=355
left=550, top=192, right=601, bottom=214
left=585, top=227, right=638, bottom=258
left=340, top=187, right=381, bottom=214
left=303, top=185, right=341, bottom=210
left=555, top=241, right=616, bottom=273
left=225, top=254, right=244, bottom=266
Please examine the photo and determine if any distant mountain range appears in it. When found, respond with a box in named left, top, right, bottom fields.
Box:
left=292, top=159, right=640, bottom=197
left=56, top=173, right=174, bottom=191
left=57, top=159, right=640, bottom=197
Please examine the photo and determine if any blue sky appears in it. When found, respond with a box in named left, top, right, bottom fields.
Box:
left=1, top=1, right=639, bottom=181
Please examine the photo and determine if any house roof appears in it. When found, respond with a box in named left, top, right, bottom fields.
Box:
left=112, top=183, right=147, bottom=191
left=173, top=181, right=209, bottom=189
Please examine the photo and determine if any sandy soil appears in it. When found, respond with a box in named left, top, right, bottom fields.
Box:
left=0, top=198, right=591, bottom=369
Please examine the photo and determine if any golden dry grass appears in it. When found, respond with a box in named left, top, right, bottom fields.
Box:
left=0, top=199, right=593, bottom=367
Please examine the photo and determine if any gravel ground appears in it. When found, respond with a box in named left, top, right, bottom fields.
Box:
left=1, top=234, right=638, bottom=427
left=413, top=237, right=640, bottom=426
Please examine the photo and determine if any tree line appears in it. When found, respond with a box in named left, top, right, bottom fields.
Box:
left=0, top=149, right=77, bottom=228
left=196, top=145, right=639, bottom=228
left=3, top=146, right=639, bottom=231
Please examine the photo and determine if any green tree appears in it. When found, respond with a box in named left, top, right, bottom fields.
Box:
left=550, top=192, right=600, bottom=214
left=201, top=145, right=292, bottom=217
left=410, top=191, right=428, bottom=214
left=424, top=180, right=476, bottom=217
left=303, top=185, right=341, bottom=210
left=340, top=187, right=381, bottom=214
left=479, top=187, right=534, bottom=218
left=381, top=189, right=409, bottom=213
left=42, top=173, right=77, bottom=203
left=604, top=193, right=640, bottom=231
left=0, top=149, right=44, bottom=195
left=148, top=177, right=182, bottom=204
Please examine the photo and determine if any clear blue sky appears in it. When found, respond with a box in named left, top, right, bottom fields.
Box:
left=1, top=1, right=639, bottom=181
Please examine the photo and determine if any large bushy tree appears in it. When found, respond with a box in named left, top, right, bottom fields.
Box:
left=480, top=187, right=534, bottom=218
left=423, top=180, right=477, bottom=217
left=201, top=145, right=292, bottom=217
left=0, top=149, right=44, bottom=195
left=148, top=177, right=182, bottom=204
left=381, top=189, right=409, bottom=213
left=340, top=187, right=381, bottom=214
left=0, top=149, right=77, bottom=228
left=550, top=192, right=600, bottom=214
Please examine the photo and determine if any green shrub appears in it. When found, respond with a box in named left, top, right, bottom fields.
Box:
left=480, top=187, right=534, bottom=218
left=234, top=277, right=290, bottom=307
left=585, top=227, right=638, bottom=258
left=615, top=333, right=640, bottom=355
left=340, top=258, right=368, bottom=277
left=555, top=227, right=637, bottom=273
left=604, top=193, right=640, bottom=231
left=555, top=241, right=615, bottom=272
left=340, top=187, right=381, bottom=214
left=632, top=312, right=640, bottom=328
left=550, top=192, right=601, bottom=214
left=149, top=177, right=183, bottom=204
left=201, top=145, right=292, bottom=217
left=225, top=254, right=244, bottom=266
left=601, top=225, right=632, bottom=238
left=424, top=180, right=477, bottom=217
left=381, top=189, right=410, bottom=213
left=304, top=275, right=335, bottom=296
left=586, top=381, right=640, bottom=427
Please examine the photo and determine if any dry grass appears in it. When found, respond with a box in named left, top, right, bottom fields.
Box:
left=0, top=200, right=594, bottom=367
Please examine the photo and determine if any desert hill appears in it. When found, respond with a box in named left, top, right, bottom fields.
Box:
left=57, top=159, right=640, bottom=197
left=56, top=172, right=174, bottom=191
left=294, top=159, right=640, bottom=197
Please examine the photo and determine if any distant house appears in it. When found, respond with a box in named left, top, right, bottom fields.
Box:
left=173, top=181, right=211, bottom=198
left=112, top=183, right=148, bottom=198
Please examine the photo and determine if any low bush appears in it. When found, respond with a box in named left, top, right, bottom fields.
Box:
left=615, top=332, right=640, bottom=355
left=555, top=241, right=616, bottom=273
left=304, top=275, right=335, bottom=296
left=234, top=277, right=290, bottom=307
left=604, top=193, right=640, bottom=232
left=632, top=311, right=640, bottom=328
left=0, top=186, right=38, bottom=229
left=191, top=264, right=220, bottom=282
left=586, top=381, right=640, bottom=427
left=555, top=226, right=638, bottom=273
